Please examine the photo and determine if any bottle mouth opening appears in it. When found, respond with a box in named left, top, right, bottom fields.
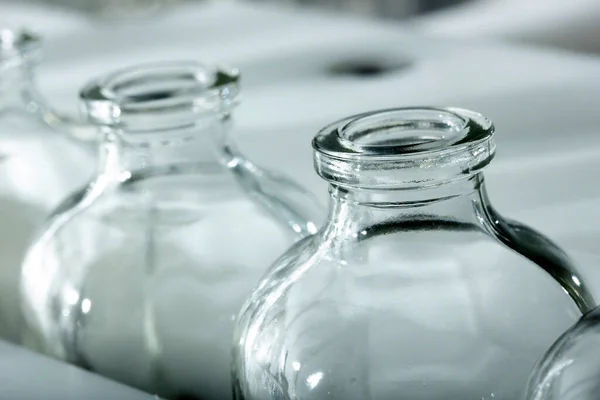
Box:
left=313, top=107, right=495, bottom=189
left=339, top=109, right=470, bottom=153
left=80, top=61, right=240, bottom=133
left=0, top=28, right=42, bottom=71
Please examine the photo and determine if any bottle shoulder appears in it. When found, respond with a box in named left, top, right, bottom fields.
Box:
left=20, top=169, right=298, bottom=294
left=236, top=223, right=584, bottom=344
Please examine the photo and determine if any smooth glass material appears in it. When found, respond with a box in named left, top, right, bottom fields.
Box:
left=232, top=107, right=595, bottom=400
left=524, top=307, right=600, bottom=400
left=0, top=28, right=93, bottom=344
left=20, top=61, right=322, bottom=400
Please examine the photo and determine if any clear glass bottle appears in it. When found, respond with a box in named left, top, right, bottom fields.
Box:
left=524, top=307, right=600, bottom=400
left=232, top=107, right=596, bottom=400
left=20, top=61, right=322, bottom=400
left=0, top=28, right=93, bottom=344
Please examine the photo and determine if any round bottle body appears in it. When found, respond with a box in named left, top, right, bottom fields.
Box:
left=524, top=307, right=600, bottom=400
left=21, top=164, right=294, bottom=400
left=234, top=213, right=583, bottom=400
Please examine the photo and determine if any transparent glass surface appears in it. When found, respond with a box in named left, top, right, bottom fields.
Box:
left=232, top=107, right=595, bottom=400
left=524, top=307, right=600, bottom=400
left=0, top=28, right=93, bottom=344
left=20, top=61, right=323, bottom=400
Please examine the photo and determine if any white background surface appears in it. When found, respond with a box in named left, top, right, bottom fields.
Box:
left=1, top=0, right=600, bottom=397
left=412, top=0, right=600, bottom=54
left=0, top=341, right=153, bottom=399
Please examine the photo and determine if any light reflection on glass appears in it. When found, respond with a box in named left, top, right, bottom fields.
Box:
left=64, top=287, right=80, bottom=305
left=306, top=371, right=323, bottom=389
left=81, top=298, right=92, bottom=314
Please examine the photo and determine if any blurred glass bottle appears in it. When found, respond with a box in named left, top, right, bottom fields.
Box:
left=20, top=61, right=322, bottom=400
left=232, top=107, right=595, bottom=400
left=524, top=307, right=600, bottom=400
left=0, top=28, right=93, bottom=344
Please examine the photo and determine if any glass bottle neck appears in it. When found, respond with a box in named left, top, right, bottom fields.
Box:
left=0, top=66, right=39, bottom=112
left=0, top=63, right=97, bottom=145
left=324, top=174, right=486, bottom=237
left=97, top=118, right=235, bottom=180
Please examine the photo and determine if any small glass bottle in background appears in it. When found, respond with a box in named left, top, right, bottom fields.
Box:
left=20, top=60, right=322, bottom=400
left=0, top=28, right=94, bottom=344
left=524, top=307, right=600, bottom=400
left=232, top=107, right=595, bottom=400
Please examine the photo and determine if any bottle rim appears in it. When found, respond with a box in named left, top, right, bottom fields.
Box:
left=313, top=107, right=496, bottom=189
left=0, top=28, right=42, bottom=72
left=79, top=60, right=240, bottom=135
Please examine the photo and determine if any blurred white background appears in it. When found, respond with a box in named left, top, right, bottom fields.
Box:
left=2, top=0, right=600, bottom=53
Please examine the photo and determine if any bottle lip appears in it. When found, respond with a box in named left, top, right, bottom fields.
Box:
left=79, top=60, right=240, bottom=137
left=313, top=107, right=496, bottom=189
left=0, top=28, right=42, bottom=72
